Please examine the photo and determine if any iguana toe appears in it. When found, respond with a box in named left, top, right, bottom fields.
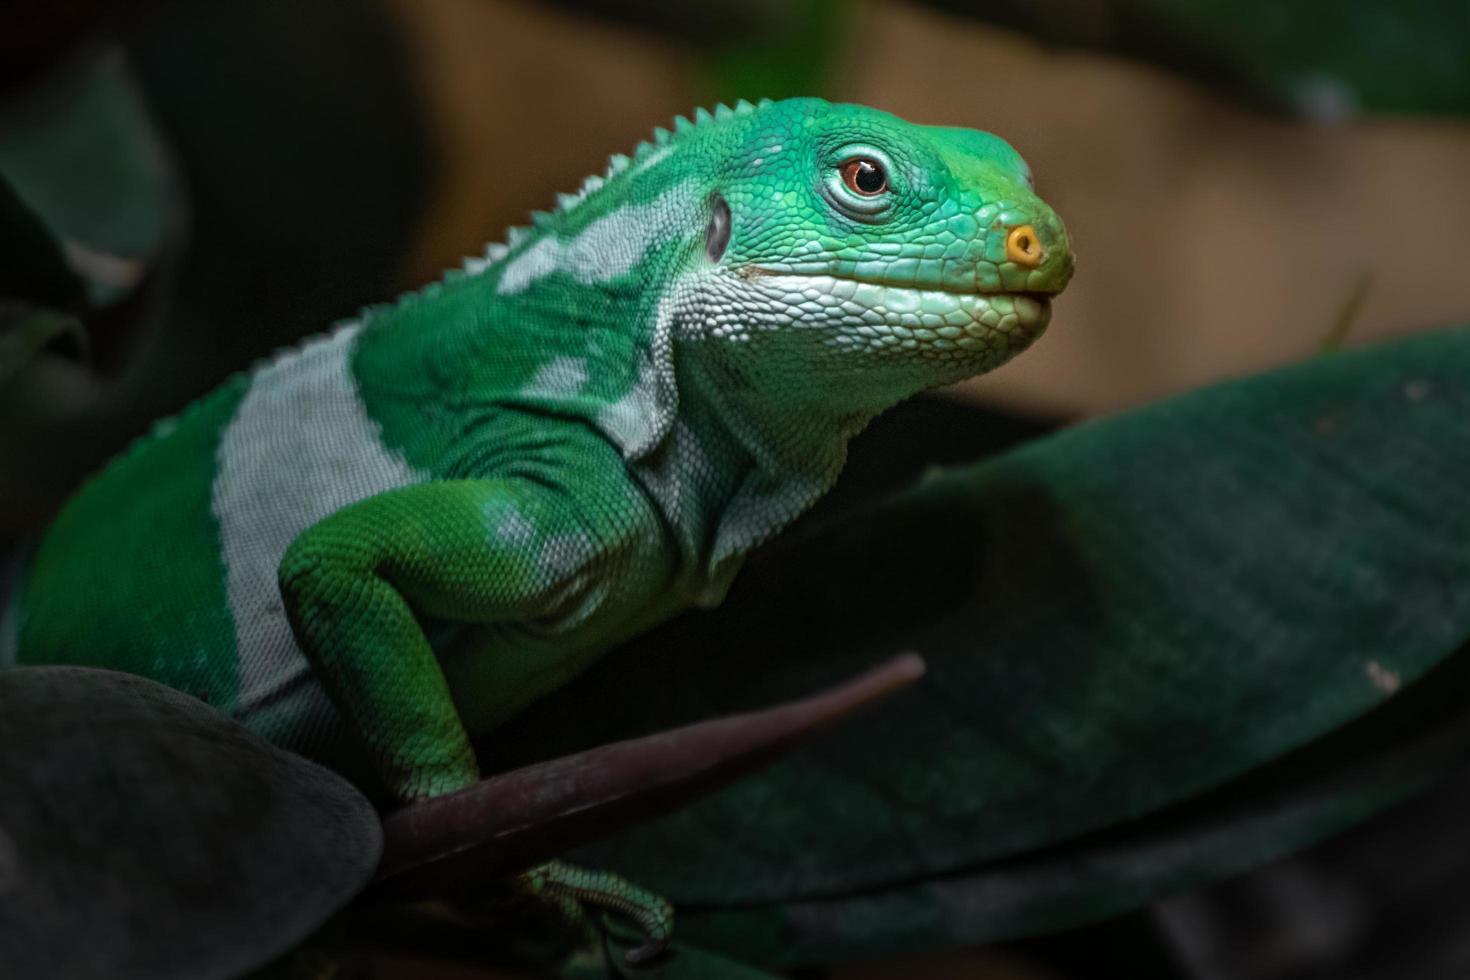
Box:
left=515, top=859, right=674, bottom=965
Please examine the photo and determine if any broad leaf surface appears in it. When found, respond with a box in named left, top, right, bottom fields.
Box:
left=487, top=325, right=1470, bottom=956
left=678, top=633, right=1470, bottom=964
left=0, top=667, right=381, bottom=980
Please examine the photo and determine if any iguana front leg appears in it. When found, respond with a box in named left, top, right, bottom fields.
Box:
left=277, top=474, right=674, bottom=958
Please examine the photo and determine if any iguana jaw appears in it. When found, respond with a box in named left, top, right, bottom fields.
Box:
left=746, top=266, right=1059, bottom=302
left=735, top=270, right=1054, bottom=349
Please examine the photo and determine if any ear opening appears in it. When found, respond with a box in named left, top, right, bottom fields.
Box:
left=705, top=194, right=731, bottom=262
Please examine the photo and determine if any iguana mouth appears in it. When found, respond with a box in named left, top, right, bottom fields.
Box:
left=808, top=274, right=1057, bottom=303
left=742, top=269, right=1053, bottom=321
left=743, top=267, right=1058, bottom=304
left=732, top=269, right=1055, bottom=352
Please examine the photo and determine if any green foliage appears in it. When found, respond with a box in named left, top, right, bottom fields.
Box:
left=0, top=0, right=429, bottom=529
left=549, top=0, right=1470, bottom=117
left=912, top=0, right=1470, bottom=117
left=1126, top=0, right=1470, bottom=117
left=0, top=54, right=170, bottom=304
left=488, top=325, right=1470, bottom=968
left=0, top=53, right=173, bottom=381
left=0, top=667, right=380, bottom=980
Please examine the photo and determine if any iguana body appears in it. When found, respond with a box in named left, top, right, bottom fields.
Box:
left=2, top=97, right=1072, bottom=952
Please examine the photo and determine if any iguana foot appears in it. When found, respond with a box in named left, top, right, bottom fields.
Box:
left=514, top=859, right=674, bottom=965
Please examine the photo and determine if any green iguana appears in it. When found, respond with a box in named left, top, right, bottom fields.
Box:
left=2, top=97, right=1073, bottom=959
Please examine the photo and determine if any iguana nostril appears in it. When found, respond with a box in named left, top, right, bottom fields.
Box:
left=1005, top=224, right=1044, bottom=268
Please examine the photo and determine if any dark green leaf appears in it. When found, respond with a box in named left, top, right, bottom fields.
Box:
left=0, top=52, right=172, bottom=308
left=483, top=324, right=1470, bottom=961
left=916, top=0, right=1470, bottom=117
left=0, top=0, right=429, bottom=531
left=0, top=667, right=381, bottom=980
left=678, top=633, right=1470, bottom=964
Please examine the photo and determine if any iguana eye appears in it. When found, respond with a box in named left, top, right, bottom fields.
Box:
left=825, top=147, right=896, bottom=221
left=840, top=158, right=888, bottom=196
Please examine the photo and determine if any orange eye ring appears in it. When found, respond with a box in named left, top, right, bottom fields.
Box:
left=839, top=158, right=888, bottom=196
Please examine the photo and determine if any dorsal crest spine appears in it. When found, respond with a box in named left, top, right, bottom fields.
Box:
left=441, top=98, right=774, bottom=285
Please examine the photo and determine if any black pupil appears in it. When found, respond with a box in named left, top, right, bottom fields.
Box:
left=854, top=160, right=885, bottom=193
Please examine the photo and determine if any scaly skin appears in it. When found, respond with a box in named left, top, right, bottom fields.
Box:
left=4, top=98, right=1073, bottom=956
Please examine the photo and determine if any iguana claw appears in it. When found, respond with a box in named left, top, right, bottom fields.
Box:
left=515, top=859, right=674, bottom=965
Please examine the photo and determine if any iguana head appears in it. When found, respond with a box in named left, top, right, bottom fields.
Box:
left=678, top=98, right=1074, bottom=414
left=474, top=97, right=1071, bottom=457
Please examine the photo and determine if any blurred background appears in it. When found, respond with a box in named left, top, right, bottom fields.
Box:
left=6, top=0, right=1469, bottom=531
left=3, top=1, right=1470, bottom=977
